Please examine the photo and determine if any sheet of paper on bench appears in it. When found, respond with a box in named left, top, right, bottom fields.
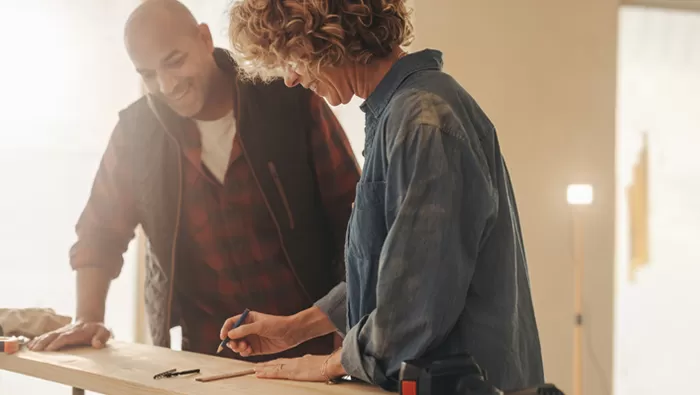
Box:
left=0, top=341, right=385, bottom=395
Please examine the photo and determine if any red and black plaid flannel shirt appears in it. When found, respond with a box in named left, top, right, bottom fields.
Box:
left=174, top=95, right=358, bottom=360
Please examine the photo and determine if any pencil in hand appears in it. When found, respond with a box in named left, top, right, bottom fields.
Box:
left=217, top=308, right=250, bottom=354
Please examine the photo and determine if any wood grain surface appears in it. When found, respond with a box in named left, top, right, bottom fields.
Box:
left=0, top=341, right=386, bottom=395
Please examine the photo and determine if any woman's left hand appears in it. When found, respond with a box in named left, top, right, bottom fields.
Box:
left=254, top=354, right=333, bottom=382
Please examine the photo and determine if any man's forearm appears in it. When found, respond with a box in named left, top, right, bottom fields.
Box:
left=75, top=268, right=112, bottom=322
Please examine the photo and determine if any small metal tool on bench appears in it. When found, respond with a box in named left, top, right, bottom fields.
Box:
left=153, top=368, right=201, bottom=379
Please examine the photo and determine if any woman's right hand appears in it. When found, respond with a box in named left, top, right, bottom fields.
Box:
left=220, top=307, right=337, bottom=357
left=220, top=311, right=300, bottom=357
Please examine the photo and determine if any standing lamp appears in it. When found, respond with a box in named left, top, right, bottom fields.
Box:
left=566, top=184, right=593, bottom=395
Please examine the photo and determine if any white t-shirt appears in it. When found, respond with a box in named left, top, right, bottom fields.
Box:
left=194, top=110, right=236, bottom=184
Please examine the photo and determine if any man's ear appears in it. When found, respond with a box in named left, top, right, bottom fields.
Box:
left=197, top=23, right=215, bottom=51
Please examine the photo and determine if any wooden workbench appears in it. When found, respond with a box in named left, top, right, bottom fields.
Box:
left=0, top=341, right=387, bottom=395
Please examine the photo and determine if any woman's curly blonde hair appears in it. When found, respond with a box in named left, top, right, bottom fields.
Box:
left=228, top=0, right=413, bottom=81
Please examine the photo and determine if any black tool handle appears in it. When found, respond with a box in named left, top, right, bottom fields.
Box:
left=169, top=369, right=201, bottom=377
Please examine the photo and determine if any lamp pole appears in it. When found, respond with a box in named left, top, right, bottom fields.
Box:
left=566, top=184, right=593, bottom=395
left=572, top=205, right=584, bottom=395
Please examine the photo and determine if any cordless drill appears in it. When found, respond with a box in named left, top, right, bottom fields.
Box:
left=399, top=353, right=565, bottom=395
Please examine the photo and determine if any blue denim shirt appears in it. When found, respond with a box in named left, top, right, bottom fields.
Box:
left=315, top=49, right=544, bottom=392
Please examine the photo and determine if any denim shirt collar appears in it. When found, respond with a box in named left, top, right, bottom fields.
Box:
left=360, top=49, right=444, bottom=119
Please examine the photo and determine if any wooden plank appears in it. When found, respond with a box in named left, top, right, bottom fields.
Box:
left=0, top=341, right=385, bottom=395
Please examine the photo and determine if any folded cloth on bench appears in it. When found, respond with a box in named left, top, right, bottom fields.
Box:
left=0, top=308, right=71, bottom=338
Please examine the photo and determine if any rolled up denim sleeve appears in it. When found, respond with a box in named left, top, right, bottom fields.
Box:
left=340, top=123, right=496, bottom=390
left=314, top=282, right=347, bottom=335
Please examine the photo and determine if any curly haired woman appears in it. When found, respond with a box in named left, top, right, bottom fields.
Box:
left=220, top=0, right=545, bottom=391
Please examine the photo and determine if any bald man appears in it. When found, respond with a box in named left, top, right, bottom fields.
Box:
left=27, top=0, right=359, bottom=362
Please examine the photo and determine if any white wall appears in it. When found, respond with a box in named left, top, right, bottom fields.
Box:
left=180, top=0, right=234, bottom=49
left=615, top=7, right=700, bottom=395
left=411, top=1, right=618, bottom=394
left=0, top=1, right=141, bottom=393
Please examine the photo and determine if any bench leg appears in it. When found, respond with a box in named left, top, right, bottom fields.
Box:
left=72, top=387, right=85, bottom=395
